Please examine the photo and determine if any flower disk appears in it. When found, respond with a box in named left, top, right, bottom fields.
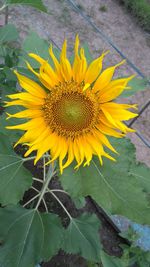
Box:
left=43, top=81, right=99, bottom=139
left=6, top=36, right=138, bottom=173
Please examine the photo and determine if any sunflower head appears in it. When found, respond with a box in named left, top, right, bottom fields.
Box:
left=6, top=36, right=138, bottom=173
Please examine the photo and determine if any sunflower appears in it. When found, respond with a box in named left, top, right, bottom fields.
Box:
left=6, top=36, right=138, bottom=173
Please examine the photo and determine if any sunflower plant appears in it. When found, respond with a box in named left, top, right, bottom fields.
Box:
left=0, top=5, right=150, bottom=266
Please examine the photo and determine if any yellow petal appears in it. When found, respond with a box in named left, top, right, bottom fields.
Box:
left=7, top=92, right=44, bottom=105
left=103, top=152, right=116, bottom=162
left=38, top=62, right=60, bottom=89
left=84, top=51, right=109, bottom=84
left=49, top=140, right=62, bottom=163
left=75, top=138, right=85, bottom=168
left=99, top=112, right=115, bottom=128
left=73, top=139, right=81, bottom=167
left=25, top=61, right=39, bottom=77
left=6, top=109, right=42, bottom=119
left=99, top=75, right=135, bottom=103
left=74, top=34, right=80, bottom=57
left=5, top=100, right=42, bottom=109
left=87, top=134, right=104, bottom=165
left=6, top=117, right=45, bottom=130
left=49, top=44, right=60, bottom=72
left=96, top=122, right=124, bottom=138
left=100, top=107, right=118, bottom=127
left=72, top=35, right=81, bottom=82
left=14, top=70, right=46, bottom=98
left=29, top=128, right=50, bottom=146
left=83, top=83, right=90, bottom=91
left=34, top=134, right=58, bottom=164
left=63, top=141, right=74, bottom=169
left=79, top=47, right=87, bottom=78
left=101, top=102, right=138, bottom=120
left=94, top=130, right=117, bottom=154
left=82, top=137, right=93, bottom=167
left=60, top=39, right=72, bottom=81
left=59, top=139, right=68, bottom=174
left=49, top=44, right=62, bottom=81
left=93, top=60, right=126, bottom=93
left=41, top=62, right=59, bottom=83
left=14, top=126, right=46, bottom=147
left=28, top=53, right=45, bottom=65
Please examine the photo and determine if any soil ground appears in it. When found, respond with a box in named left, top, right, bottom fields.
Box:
left=0, top=0, right=149, bottom=166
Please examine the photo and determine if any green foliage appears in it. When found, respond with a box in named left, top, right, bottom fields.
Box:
left=0, top=206, right=63, bottom=267
left=0, top=109, right=24, bottom=141
left=72, top=196, right=86, bottom=209
left=0, top=67, right=17, bottom=101
left=100, top=250, right=125, bottom=267
left=62, top=213, right=101, bottom=261
left=18, top=31, right=49, bottom=68
left=0, top=24, right=20, bottom=103
left=0, top=24, right=19, bottom=43
left=82, top=42, right=93, bottom=63
left=122, top=0, right=150, bottom=31
left=0, top=205, right=102, bottom=266
left=0, top=134, right=32, bottom=205
left=61, top=138, right=150, bottom=225
left=4, top=0, right=47, bottom=13
left=120, top=227, right=150, bottom=266
left=18, top=31, right=60, bottom=70
left=121, top=77, right=149, bottom=97
left=0, top=24, right=20, bottom=68
left=121, top=245, right=150, bottom=267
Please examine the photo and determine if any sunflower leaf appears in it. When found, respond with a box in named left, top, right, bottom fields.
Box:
left=82, top=42, right=93, bottom=63
left=18, top=31, right=60, bottom=70
left=0, top=134, right=32, bottom=205
left=62, top=213, right=101, bottom=261
left=0, top=111, right=23, bottom=141
left=60, top=138, right=150, bottom=225
left=0, top=206, right=63, bottom=267
left=0, top=24, right=19, bottom=43
left=5, top=0, right=47, bottom=13
left=121, top=77, right=148, bottom=97
left=18, top=31, right=49, bottom=68
left=100, top=250, right=125, bottom=267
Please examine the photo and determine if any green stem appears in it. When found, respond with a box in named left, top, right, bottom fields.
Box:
left=50, top=189, right=69, bottom=195
left=23, top=193, right=40, bottom=208
left=22, top=156, right=36, bottom=162
left=0, top=4, right=6, bottom=12
left=35, top=163, right=55, bottom=210
left=47, top=188, right=72, bottom=221
left=33, top=177, right=43, bottom=183
left=5, top=6, right=8, bottom=24
left=22, top=154, right=49, bottom=162
left=42, top=198, right=48, bottom=212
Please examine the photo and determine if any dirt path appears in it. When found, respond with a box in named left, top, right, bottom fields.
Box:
left=1, top=0, right=150, bottom=166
